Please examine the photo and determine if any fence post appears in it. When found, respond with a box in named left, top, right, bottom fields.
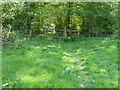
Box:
left=64, top=27, right=67, bottom=38
left=45, top=28, right=47, bottom=37
left=78, top=30, right=80, bottom=36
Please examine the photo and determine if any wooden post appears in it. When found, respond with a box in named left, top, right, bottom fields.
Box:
left=64, top=27, right=67, bottom=38
left=78, top=31, right=80, bottom=36
left=29, top=28, right=32, bottom=37
left=45, top=28, right=47, bottom=37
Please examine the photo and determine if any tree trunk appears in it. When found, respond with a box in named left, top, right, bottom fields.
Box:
left=65, top=2, right=72, bottom=31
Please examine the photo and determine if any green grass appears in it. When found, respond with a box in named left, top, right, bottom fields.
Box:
left=2, top=36, right=118, bottom=88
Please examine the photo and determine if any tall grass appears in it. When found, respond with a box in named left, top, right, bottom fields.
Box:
left=2, top=36, right=118, bottom=88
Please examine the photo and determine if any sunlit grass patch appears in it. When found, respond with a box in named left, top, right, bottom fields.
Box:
left=2, top=36, right=118, bottom=88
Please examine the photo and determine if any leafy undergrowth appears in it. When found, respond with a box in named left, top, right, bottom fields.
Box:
left=2, top=36, right=118, bottom=88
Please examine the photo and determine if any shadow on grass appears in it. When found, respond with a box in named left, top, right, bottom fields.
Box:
left=2, top=36, right=118, bottom=88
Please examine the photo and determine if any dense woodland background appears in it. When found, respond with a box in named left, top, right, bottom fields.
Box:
left=2, top=2, right=118, bottom=47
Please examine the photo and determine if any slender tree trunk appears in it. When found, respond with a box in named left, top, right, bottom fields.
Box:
left=65, top=2, right=72, bottom=31
left=64, top=26, right=67, bottom=38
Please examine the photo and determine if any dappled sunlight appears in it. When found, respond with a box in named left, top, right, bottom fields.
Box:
left=26, top=51, right=37, bottom=58
left=109, top=45, right=117, bottom=49
left=32, top=46, right=43, bottom=50
left=76, top=49, right=82, bottom=55
left=20, top=75, right=38, bottom=82
left=62, top=55, right=79, bottom=63
left=20, top=74, right=52, bottom=83
left=63, top=52, right=71, bottom=56
left=35, top=58, right=44, bottom=64
left=80, top=57, right=89, bottom=61
left=107, top=45, right=118, bottom=52
left=2, top=36, right=118, bottom=88
left=43, top=45, right=56, bottom=50
left=100, top=69, right=108, bottom=74
left=110, top=45, right=117, bottom=49
left=90, top=64, right=98, bottom=71
left=79, top=65, right=85, bottom=70
left=48, top=51, right=58, bottom=55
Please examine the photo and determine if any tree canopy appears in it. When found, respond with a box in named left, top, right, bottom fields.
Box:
left=2, top=2, right=118, bottom=46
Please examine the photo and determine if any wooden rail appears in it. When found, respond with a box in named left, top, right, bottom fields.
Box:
left=44, top=28, right=81, bottom=32
left=44, top=28, right=81, bottom=38
left=55, top=29, right=80, bottom=32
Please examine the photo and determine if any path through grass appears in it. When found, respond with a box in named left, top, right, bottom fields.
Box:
left=2, top=36, right=118, bottom=88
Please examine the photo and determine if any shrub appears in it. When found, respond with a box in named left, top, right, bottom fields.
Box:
left=2, top=28, right=25, bottom=48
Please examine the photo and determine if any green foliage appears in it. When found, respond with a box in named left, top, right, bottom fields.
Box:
left=1, top=2, right=118, bottom=88
left=2, top=2, right=118, bottom=41
left=2, top=28, right=28, bottom=48
left=2, top=36, right=118, bottom=88
left=3, top=28, right=17, bottom=46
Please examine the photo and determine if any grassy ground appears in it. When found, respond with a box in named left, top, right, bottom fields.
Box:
left=2, top=36, right=118, bottom=88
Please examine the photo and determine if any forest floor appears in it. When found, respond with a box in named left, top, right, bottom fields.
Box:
left=2, top=35, right=118, bottom=88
